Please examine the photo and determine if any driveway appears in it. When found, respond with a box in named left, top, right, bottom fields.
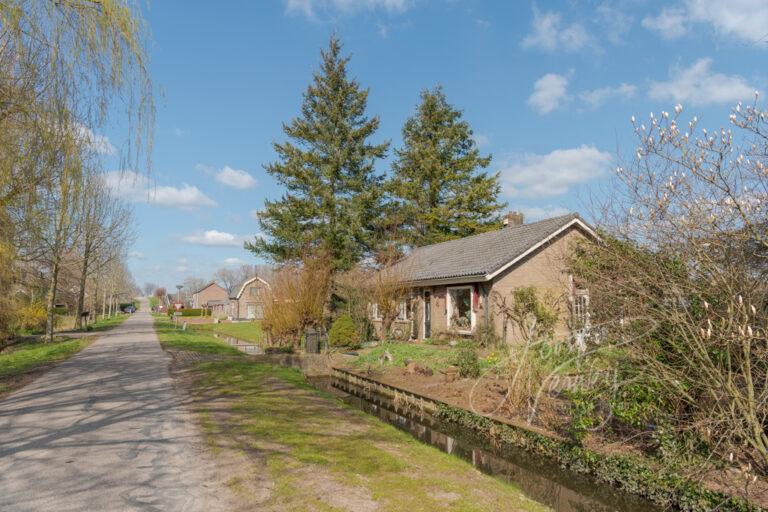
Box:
left=0, top=302, right=229, bottom=511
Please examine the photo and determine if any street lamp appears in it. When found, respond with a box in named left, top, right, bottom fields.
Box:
left=176, top=284, right=183, bottom=306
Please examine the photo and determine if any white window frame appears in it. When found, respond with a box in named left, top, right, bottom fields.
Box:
left=446, top=285, right=475, bottom=334
left=396, top=300, right=408, bottom=321
left=369, top=303, right=381, bottom=321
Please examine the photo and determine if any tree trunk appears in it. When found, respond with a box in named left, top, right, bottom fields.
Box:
left=45, top=259, right=60, bottom=343
left=74, top=243, right=91, bottom=329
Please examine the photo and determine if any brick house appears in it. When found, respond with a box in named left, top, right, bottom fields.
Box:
left=191, top=282, right=229, bottom=310
left=371, top=213, right=597, bottom=345
left=229, top=276, right=271, bottom=320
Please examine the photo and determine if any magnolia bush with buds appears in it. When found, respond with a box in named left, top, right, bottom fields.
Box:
left=572, top=98, right=768, bottom=474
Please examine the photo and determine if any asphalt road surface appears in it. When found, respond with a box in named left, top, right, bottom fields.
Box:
left=0, top=302, right=227, bottom=511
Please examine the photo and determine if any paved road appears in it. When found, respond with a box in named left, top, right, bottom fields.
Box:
left=0, top=302, right=227, bottom=511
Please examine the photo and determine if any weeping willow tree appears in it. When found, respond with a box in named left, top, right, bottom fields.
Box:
left=0, top=0, right=154, bottom=340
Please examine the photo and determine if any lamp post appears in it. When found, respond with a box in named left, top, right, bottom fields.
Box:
left=176, top=285, right=183, bottom=307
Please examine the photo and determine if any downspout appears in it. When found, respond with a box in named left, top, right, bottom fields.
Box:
left=482, top=284, right=489, bottom=331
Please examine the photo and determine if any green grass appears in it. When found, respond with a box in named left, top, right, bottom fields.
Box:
left=85, top=313, right=130, bottom=332
left=192, top=321, right=262, bottom=344
left=352, top=343, right=469, bottom=371
left=153, top=316, right=245, bottom=356
left=0, top=337, right=91, bottom=394
left=195, top=361, right=550, bottom=511
left=148, top=296, right=159, bottom=309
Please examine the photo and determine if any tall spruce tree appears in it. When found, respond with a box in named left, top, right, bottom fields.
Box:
left=247, top=37, right=389, bottom=271
left=389, top=86, right=506, bottom=246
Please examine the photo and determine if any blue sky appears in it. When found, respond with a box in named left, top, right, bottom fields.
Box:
left=102, top=0, right=767, bottom=289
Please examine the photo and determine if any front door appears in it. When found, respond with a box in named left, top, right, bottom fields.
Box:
left=423, top=291, right=431, bottom=338
left=246, top=304, right=256, bottom=319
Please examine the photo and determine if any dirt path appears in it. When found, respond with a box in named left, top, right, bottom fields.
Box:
left=0, top=301, right=234, bottom=512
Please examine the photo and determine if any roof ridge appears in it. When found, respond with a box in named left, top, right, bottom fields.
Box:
left=409, top=212, right=578, bottom=254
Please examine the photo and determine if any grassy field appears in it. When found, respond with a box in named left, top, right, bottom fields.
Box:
left=0, top=337, right=92, bottom=395
left=153, top=315, right=245, bottom=356
left=85, top=313, right=130, bottom=332
left=194, top=360, right=550, bottom=511
left=193, top=321, right=262, bottom=344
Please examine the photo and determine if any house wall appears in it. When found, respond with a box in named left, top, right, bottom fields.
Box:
left=231, top=279, right=269, bottom=319
left=193, top=284, right=228, bottom=309
left=374, top=226, right=589, bottom=344
left=487, top=227, right=587, bottom=344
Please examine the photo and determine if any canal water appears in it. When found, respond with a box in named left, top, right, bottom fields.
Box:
left=314, top=375, right=660, bottom=512
left=212, top=332, right=264, bottom=354
left=211, top=333, right=658, bottom=511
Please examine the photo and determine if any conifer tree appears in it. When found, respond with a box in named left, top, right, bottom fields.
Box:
left=389, top=86, right=506, bottom=246
left=247, top=37, right=388, bottom=272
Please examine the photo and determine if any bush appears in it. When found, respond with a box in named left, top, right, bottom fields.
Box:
left=52, top=306, right=68, bottom=316
left=328, top=314, right=358, bottom=347
left=17, top=302, right=47, bottom=332
left=454, top=346, right=480, bottom=378
left=167, top=308, right=208, bottom=317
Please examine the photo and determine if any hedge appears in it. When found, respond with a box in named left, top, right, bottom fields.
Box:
left=167, top=308, right=209, bottom=317
left=433, top=404, right=762, bottom=512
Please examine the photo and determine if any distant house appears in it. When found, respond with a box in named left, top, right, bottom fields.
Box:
left=371, top=213, right=598, bottom=345
left=229, top=276, right=271, bottom=320
left=191, top=282, right=229, bottom=311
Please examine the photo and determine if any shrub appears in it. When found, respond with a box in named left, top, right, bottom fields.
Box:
left=454, top=346, right=480, bottom=378
left=52, top=306, right=68, bottom=316
left=328, top=314, right=358, bottom=347
left=167, top=308, right=209, bottom=317
left=17, top=302, right=47, bottom=332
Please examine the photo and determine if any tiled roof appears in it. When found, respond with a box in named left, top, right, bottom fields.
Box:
left=390, top=213, right=590, bottom=283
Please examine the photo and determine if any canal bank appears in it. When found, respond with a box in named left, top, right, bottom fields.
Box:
left=184, top=326, right=762, bottom=512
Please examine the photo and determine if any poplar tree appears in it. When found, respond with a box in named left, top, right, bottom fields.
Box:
left=247, top=37, right=389, bottom=272
left=389, top=86, right=506, bottom=246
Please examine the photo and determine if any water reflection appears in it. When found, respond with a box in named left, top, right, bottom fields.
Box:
left=212, top=333, right=264, bottom=354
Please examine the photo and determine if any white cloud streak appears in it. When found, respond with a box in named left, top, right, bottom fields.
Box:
left=214, top=166, right=257, bottom=189
left=499, top=145, right=612, bottom=198
left=643, top=0, right=768, bottom=44
left=649, top=58, right=756, bottom=106
left=528, top=73, right=569, bottom=114
left=104, top=171, right=217, bottom=209
left=522, top=8, right=591, bottom=52
left=181, top=230, right=249, bottom=247
left=579, top=83, right=637, bottom=108
left=285, top=0, right=410, bottom=19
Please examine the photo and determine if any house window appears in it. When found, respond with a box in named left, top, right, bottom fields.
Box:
left=249, top=286, right=260, bottom=298
left=369, top=303, right=381, bottom=321
left=447, top=286, right=474, bottom=333
left=396, top=300, right=407, bottom=321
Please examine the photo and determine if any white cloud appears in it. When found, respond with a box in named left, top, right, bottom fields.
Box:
left=104, top=171, right=217, bottom=209
left=224, top=257, right=246, bottom=266
left=76, top=123, right=116, bottom=155
left=649, top=58, right=756, bottom=106
left=528, top=74, right=569, bottom=114
left=522, top=8, right=591, bottom=52
left=214, top=166, right=257, bottom=189
left=687, top=0, right=768, bottom=43
left=499, top=145, right=612, bottom=198
left=286, top=0, right=410, bottom=19
left=579, top=83, right=637, bottom=108
left=181, top=230, right=249, bottom=247
left=642, top=7, right=689, bottom=39
left=128, top=251, right=145, bottom=259
left=173, top=127, right=189, bottom=138
left=517, top=205, right=572, bottom=221
left=642, top=1, right=768, bottom=44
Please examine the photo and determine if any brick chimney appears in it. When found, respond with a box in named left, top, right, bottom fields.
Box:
left=503, top=211, right=524, bottom=227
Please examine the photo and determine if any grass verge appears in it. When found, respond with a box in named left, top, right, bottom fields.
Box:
left=193, top=359, right=550, bottom=511
left=153, top=315, right=245, bottom=356
left=192, top=321, right=263, bottom=344
left=0, top=337, right=92, bottom=395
